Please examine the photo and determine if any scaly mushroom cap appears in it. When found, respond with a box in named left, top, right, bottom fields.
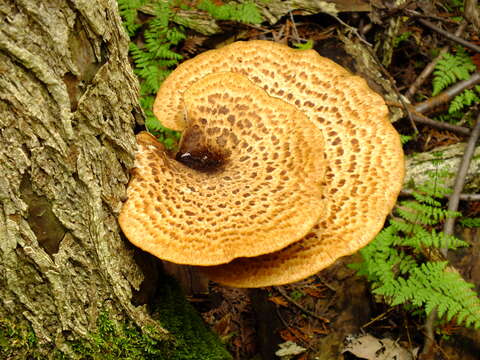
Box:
left=119, top=72, right=327, bottom=266
left=151, top=40, right=404, bottom=287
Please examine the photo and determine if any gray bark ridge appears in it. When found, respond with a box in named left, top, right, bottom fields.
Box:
left=0, top=0, right=164, bottom=349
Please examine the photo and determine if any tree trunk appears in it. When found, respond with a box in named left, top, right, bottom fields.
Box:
left=0, top=0, right=164, bottom=355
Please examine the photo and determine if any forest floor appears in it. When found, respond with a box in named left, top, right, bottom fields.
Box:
left=167, top=2, right=480, bottom=359
left=190, top=228, right=480, bottom=360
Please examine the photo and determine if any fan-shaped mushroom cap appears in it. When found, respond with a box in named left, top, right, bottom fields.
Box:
left=151, top=40, right=404, bottom=287
left=119, top=72, right=327, bottom=266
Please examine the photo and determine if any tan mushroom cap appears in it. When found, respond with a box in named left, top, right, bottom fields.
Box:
left=193, top=43, right=404, bottom=287
left=150, top=40, right=403, bottom=286
left=119, top=72, right=327, bottom=266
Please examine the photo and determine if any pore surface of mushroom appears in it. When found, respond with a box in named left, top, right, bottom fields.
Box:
left=124, top=40, right=404, bottom=286
left=119, top=72, right=327, bottom=266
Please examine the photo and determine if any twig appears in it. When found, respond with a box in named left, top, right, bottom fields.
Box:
left=361, top=307, right=396, bottom=329
left=400, top=189, right=480, bottom=201
left=360, top=22, right=372, bottom=36
left=453, top=193, right=480, bottom=201
left=464, top=0, right=480, bottom=30
left=276, top=287, right=330, bottom=323
left=409, top=110, right=471, bottom=136
left=401, top=94, right=419, bottom=134
left=405, top=22, right=467, bottom=100
left=414, top=72, right=480, bottom=114
left=404, top=9, right=461, bottom=25
left=404, top=316, right=414, bottom=358
left=442, top=114, right=480, bottom=255
left=330, top=13, right=373, bottom=48
left=288, top=11, right=301, bottom=44
left=274, top=306, right=309, bottom=346
left=417, top=18, right=480, bottom=53
left=273, top=24, right=286, bottom=43
left=386, top=101, right=471, bottom=136
left=421, top=308, right=437, bottom=359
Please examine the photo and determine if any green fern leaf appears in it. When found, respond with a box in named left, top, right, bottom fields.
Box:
left=400, top=134, right=414, bottom=144
left=117, top=0, right=145, bottom=35
left=354, top=167, right=480, bottom=329
left=460, top=217, right=480, bottom=228
left=198, top=0, right=262, bottom=24
left=432, top=51, right=476, bottom=96
left=449, top=89, right=480, bottom=114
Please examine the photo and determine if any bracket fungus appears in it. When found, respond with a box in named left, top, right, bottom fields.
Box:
left=119, top=40, right=405, bottom=287
left=119, top=72, right=327, bottom=266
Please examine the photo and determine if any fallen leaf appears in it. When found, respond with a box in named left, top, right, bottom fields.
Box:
left=304, top=287, right=327, bottom=298
left=343, top=334, right=418, bottom=360
left=269, top=296, right=289, bottom=307
left=310, top=327, right=329, bottom=335
left=275, top=341, right=306, bottom=359
left=279, top=328, right=297, bottom=342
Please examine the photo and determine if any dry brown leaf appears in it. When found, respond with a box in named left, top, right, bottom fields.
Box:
left=343, top=334, right=417, bottom=360
left=286, top=327, right=310, bottom=342
left=304, top=287, right=327, bottom=298
left=472, top=53, right=480, bottom=70
left=279, top=328, right=297, bottom=342
left=312, top=328, right=329, bottom=335
left=301, top=325, right=329, bottom=335
left=269, top=296, right=289, bottom=307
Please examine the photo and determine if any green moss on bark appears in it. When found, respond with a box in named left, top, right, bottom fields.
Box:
left=154, top=276, right=232, bottom=360
left=1, top=278, right=231, bottom=359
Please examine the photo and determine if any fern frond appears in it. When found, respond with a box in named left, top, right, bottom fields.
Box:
left=400, top=134, right=414, bottom=144
left=417, top=176, right=452, bottom=198
left=352, top=227, right=405, bottom=283
left=119, top=0, right=185, bottom=148
left=434, top=111, right=465, bottom=125
left=389, top=217, right=426, bottom=235
left=128, top=1, right=185, bottom=97
left=449, top=89, right=480, bottom=114
left=354, top=167, right=479, bottom=329
left=404, top=230, right=468, bottom=250
left=197, top=0, right=262, bottom=24
left=459, top=217, right=480, bottom=228
left=432, top=51, right=476, bottom=96
left=410, top=190, right=442, bottom=207
left=117, top=0, right=145, bottom=35
left=374, top=262, right=480, bottom=328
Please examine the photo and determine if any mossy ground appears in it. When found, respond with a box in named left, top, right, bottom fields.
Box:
left=0, top=277, right=231, bottom=359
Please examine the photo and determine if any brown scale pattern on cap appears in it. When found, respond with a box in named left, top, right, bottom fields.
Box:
left=151, top=40, right=403, bottom=286
left=203, top=73, right=404, bottom=286
left=193, top=43, right=404, bottom=287
left=119, top=72, right=326, bottom=266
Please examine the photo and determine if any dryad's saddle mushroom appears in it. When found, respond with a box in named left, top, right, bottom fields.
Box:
left=119, top=40, right=405, bottom=287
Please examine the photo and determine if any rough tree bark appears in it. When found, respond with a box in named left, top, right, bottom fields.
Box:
left=2, top=0, right=476, bottom=356
left=0, top=0, right=166, bottom=354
